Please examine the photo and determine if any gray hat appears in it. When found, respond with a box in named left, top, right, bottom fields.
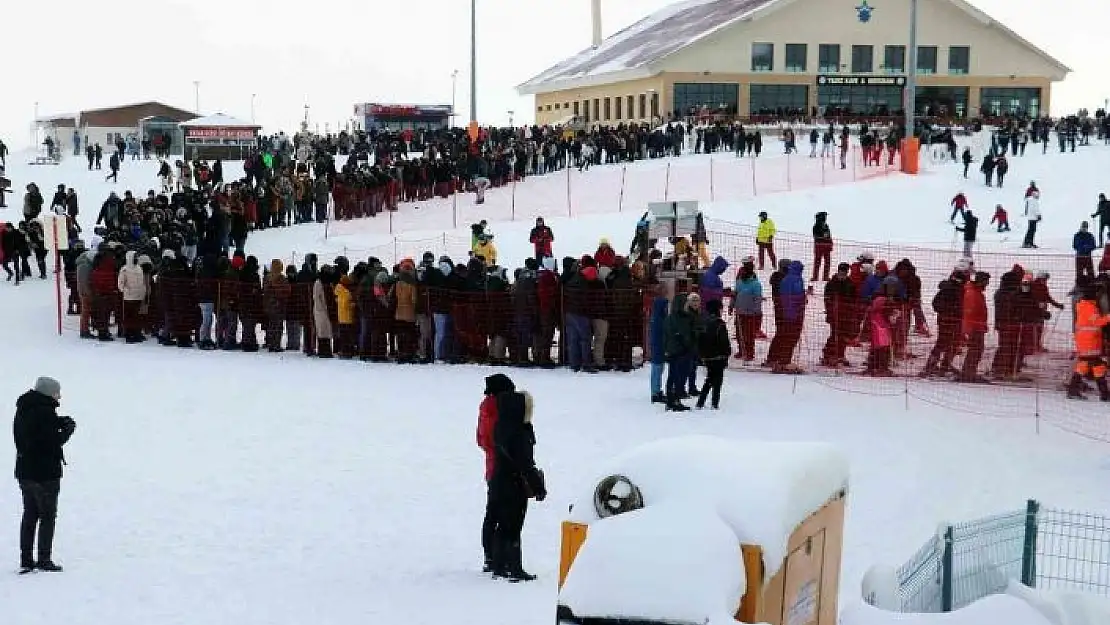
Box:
left=34, top=377, right=61, bottom=400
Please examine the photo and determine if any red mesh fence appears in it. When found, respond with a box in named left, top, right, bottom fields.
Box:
left=60, top=214, right=1110, bottom=444
left=326, top=145, right=903, bottom=236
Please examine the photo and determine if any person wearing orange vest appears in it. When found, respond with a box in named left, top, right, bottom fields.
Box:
left=1067, top=279, right=1110, bottom=400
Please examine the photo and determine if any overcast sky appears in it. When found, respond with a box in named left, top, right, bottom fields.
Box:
left=4, top=0, right=1104, bottom=149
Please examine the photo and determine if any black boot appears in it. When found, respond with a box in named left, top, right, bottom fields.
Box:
left=318, top=338, right=334, bottom=359
left=651, top=392, right=666, bottom=404
left=503, top=541, right=536, bottom=583
left=665, top=392, right=690, bottom=412
left=1067, top=373, right=1087, bottom=400
left=36, top=561, right=62, bottom=572
left=1098, top=378, right=1110, bottom=402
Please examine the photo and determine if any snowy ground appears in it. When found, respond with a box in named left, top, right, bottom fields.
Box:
left=2, top=140, right=1110, bottom=624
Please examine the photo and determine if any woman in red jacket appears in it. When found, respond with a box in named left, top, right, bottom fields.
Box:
left=89, top=251, right=118, bottom=341
left=477, top=373, right=515, bottom=573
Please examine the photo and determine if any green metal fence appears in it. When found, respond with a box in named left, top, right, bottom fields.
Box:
left=873, top=500, right=1110, bottom=613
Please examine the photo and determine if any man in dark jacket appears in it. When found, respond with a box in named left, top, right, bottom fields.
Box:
left=921, top=271, right=966, bottom=377
left=696, top=300, right=731, bottom=410
left=1092, top=193, right=1110, bottom=247
left=1074, top=221, right=1097, bottom=280
left=664, top=292, right=699, bottom=412
left=13, top=377, right=75, bottom=573
left=821, top=263, right=857, bottom=367
left=489, top=389, right=545, bottom=582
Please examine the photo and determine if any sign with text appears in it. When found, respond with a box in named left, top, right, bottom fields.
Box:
left=363, top=103, right=453, bottom=118
left=185, top=127, right=257, bottom=140
left=816, top=75, right=906, bottom=87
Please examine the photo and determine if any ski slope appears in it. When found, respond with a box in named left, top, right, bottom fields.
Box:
left=1, top=140, right=1109, bottom=624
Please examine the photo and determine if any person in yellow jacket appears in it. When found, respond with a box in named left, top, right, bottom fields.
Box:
left=474, top=234, right=498, bottom=266
left=334, top=274, right=357, bottom=358
left=755, top=211, right=777, bottom=270
left=1068, top=280, right=1110, bottom=400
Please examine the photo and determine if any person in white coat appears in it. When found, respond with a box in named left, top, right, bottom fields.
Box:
left=1022, top=190, right=1042, bottom=249
left=312, top=266, right=335, bottom=358
left=116, top=250, right=147, bottom=342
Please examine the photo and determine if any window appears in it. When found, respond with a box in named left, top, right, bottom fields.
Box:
left=545, top=105, right=552, bottom=111
left=785, top=44, right=807, bottom=72
left=627, top=96, right=635, bottom=120
left=573, top=101, right=580, bottom=116
left=916, top=46, right=938, bottom=74
left=980, top=87, right=1041, bottom=117
left=751, top=42, right=774, bottom=72
left=915, top=86, right=969, bottom=118
left=819, top=44, right=841, bottom=73
left=883, top=45, right=905, bottom=73
left=554, top=103, right=560, bottom=110
left=948, top=46, right=970, bottom=75
left=639, top=94, right=647, bottom=119
left=615, top=96, right=622, bottom=120
left=748, top=85, right=808, bottom=116
left=650, top=92, right=660, bottom=118
left=592, top=99, right=600, bottom=121
left=537, top=105, right=543, bottom=112
left=851, top=45, right=873, bottom=73
left=671, top=83, right=740, bottom=118
left=604, top=97, right=611, bottom=120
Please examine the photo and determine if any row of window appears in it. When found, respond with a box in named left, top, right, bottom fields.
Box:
left=750, top=43, right=970, bottom=75
left=538, top=93, right=662, bottom=123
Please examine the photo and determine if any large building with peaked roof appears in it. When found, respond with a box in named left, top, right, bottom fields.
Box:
left=517, top=0, right=1069, bottom=126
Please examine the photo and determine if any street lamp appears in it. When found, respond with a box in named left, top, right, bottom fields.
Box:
left=508, top=110, right=515, bottom=128
left=451, top=70, right=459, bottom=128
left=193, top=81, right=200, bottom=114
left=905, top=0, right=918, bottom=137
left=251, top=94, right=256, bottom=123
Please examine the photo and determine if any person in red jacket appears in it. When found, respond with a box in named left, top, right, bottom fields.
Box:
left=949, top=192, right=968, bottom=222
left=594, top=238, right=617, bottom=268
left=529, top=218, right=554, bottom=264
left=958, top=271, right=990, bottom=382
left=476, top=373, right=516, bottom=573
left=89, top=250, right=118, bottom=341
left=990, top=204, right=1010, bottom=232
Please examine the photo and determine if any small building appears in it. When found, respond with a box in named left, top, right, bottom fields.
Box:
left=517, top=0, right=1070, bottom=126
left=354, top=103, right=454, bottom=132
left=180, top=113, right=261, bottom=161
left=37, top=101, right=197, bottom=155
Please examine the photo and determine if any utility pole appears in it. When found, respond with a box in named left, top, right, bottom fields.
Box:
left=193, top=81, right=200, bottom=114
left=451, top=70, right=459, bottom=127
left=251, top=94, right=257, bottom=123
left=470, top=0, right=477, bottom=124
left=905, top=0, right=918, bottom=138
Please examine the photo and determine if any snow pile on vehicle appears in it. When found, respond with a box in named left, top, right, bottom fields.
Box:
left=559, top=502, right=746, bottom=624
left=840, top=594, right=1054, bottom=625
left=1006, top=580, right=1110, bottom=625
left=566, top=435, right=849, bottom=570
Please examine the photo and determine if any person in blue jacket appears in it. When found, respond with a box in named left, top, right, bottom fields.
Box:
left=698, top=256, right=729, bottom=304
left=648, top=290, right=670, bottom=404
left=1074, top=220, right=1097, bottom=280
left=766, top=261, right=806, bottom=371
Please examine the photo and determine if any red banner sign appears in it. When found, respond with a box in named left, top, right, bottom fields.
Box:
left=185, top=127, right=256, bottom=140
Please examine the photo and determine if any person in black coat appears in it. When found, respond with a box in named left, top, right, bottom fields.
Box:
left=696, top=300, right=731, bottom=409
left=489, top=389, right=546, bottom=582
left=13, top=377, right=75, bottom=573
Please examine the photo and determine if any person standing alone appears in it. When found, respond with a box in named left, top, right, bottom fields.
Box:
left=13, top=377, right=75, bottom=573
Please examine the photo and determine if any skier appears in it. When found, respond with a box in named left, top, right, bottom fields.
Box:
left=961, top=147, right=973, bottom=178
left=954, top=209, right=978, bottom=259
left=13, top=376, right=75, bottom=573
left=990, top=204, right=1010, bottom=233
left=1022, top=190, right=1041, bottom=249
left=105, top=151, right=120, bottom=183
left=949, top=191, right=968, bottom=222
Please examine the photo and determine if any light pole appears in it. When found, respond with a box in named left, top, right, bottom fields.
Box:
left=508, top=110, right=514, bottom=128
left=470, top=0, right=477, bottom=125
left=193, top=81, right=200, bottom=114
left=251, top=94, right=256, bottom=123
left=904, top=0, right=918, bottom=138
left=451, top=70, right=459, bottom=127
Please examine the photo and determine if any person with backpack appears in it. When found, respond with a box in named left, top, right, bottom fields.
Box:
left=921, top=269, right=967, bottom=377
left=695, top=299, right=731, bottom=410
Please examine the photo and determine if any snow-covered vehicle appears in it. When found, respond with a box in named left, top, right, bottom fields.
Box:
left=555, top=435, right=850, bottom=625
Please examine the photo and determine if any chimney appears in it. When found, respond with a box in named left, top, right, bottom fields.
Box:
left=591, top=0, right=603, bottom=48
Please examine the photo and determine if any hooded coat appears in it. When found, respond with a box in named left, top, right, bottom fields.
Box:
left=648, top=296, right=670, bottom=364
left=663, top=293, right=697, bottom=359
left=116, top=250, right=146, bottom=301
left=312, top=275, right=334, bottom=339
left=780, top=261, right=806, bottom=322
left=477, top=374, right=515, bottom=481
left=490, top=391, right=544, bottom=499
left=698, top=256, right=729, bottom=303
left=13, top=389, right=74, bottom=481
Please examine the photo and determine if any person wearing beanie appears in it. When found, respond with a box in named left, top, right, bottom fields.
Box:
left=696, top=299, right=731, bottom=409
left=13, top=376, right=75, bottom=573
left=476, top=373, right=516, bottom=572
left=958, top=271, right=991, bottom=383
left=821, top=262, right=856, bottom=368
left=755, top=211, right=777, bottom=270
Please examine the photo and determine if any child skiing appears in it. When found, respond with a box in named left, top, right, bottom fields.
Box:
left=990, top=204, right=1010, bottom=232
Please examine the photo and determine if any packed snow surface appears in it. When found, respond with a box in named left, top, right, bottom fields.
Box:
left=1, top=140, right=1110, bottom=623
left=840, top=594, right=1054, bottom=625
left=559, top=503, right=746, bottom=623
left=566, top=436, right=848, bottom=572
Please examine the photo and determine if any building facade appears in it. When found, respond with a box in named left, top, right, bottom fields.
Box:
left=38, top=101, right=197, bottom=154
left=517, top=0, right=1069, bottom=126
left=354, top=103, right=454, bottom=132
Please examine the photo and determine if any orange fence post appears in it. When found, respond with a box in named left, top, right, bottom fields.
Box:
left=901, top=138, right=921, bottom=174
